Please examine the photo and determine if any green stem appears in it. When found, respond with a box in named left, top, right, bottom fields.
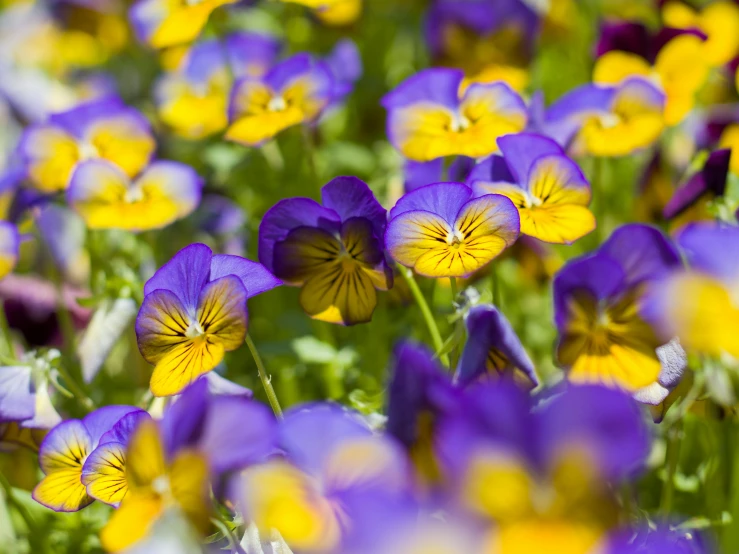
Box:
left=660, top=418, right=683, bottom=515
left=592, top=156, right=606, bottom=245
left=0, top=303, right=13, bottom=356
left=399, top=266, right=450, bottom=367
left=245, top=334, right=283, bottom=418
left=302, top=125, right=320, bottom=194
left=449, top=277, right=458, bottom=304
left=491, top=263, right=501, bottom=308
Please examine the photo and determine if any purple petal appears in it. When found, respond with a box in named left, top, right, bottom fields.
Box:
left=596, top=21, right=651, bottom=59
left=386, top=341, right=458, bottom=448
left=82, top=405, right=143, bottom=446
left=606, top=526, right=711, bottom=554
left=497, top=132, right=565, bottom=186
left=663, top=150, right=731, bottom=219
left=0, top=365, right=35, bottom=423
left=279, top=403, right=372, bottom=477
left=143, top=243, right=213, bottom=311
left=381, top=68, right=463, bottom=112
left=48, top=97, right=128, bottom=137
left=388, top=182, right=473, bottom=224
left=257, top=197, right=340, bottom=272
left=198, top=396, right=278, bottom=474
left=456, top=305, right=538, bottom=386
left=676, top=223, right=739, bottom=282
left=226, top=32, right=282, bottom=78
left=544, top=84, right=615, bottom=146
left=599, top=224, right=681, bottom=287
left=321, top=176, right=387, bottom=241
left=98, top=410, right=151, bottom=446
left=466, top=155, right=515, bottom=185
left=553, top=254, right=626, bottom=331
left=540, top=384, right=651, bottom=481
left=404, top=159, right=444, bottom=192
left=209, top=255, right=282, bottom=299
left=161, top=376, right=209, bottom=456
left=38, top=419, right=92, bottom=473
left=204, top=372, right=253, bottom=398
left=435, top=381, right=538, bottom=479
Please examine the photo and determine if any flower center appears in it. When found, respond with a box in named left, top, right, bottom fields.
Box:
left=449, top=113, right=471, bottom=133
left=268, top=96, right=287, bottom=112
left=78, top=141, right=99, bottom=161
left=447, top=230, right=465, bottom=249
left=151, top=475, right=171, bottom=496
left=123, top=186, right=145, bottom=204
left=185, top=320, right=205, bottom=339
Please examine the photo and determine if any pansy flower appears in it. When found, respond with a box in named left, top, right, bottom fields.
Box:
left=0, top=221, right=19, bottom=280
left=17, top=98, right=156, bottom=193
left=66, top=159, right=203, bottom=232
left=594, top=23, right=710, bottom=125
left=643, top=223, right=739, bottom=360
left=381, top=68, right=528, bottom=162
left=226, top=53, right=334, bottom=147
left=155, top=33, right=281, bottom=139
left=425, top=0, right=537, bottom=93
left=385, top=182, right=519, bottom=278
left=661, top=0, right=739, bottom=67
left=470, top=133, right=595, bottom=244
left=456, top=304, right=538, bottom=388
left=554, top=224, right=682, bottom=392
left=238, top=404, right=409, bottom=553
left=136, top=244, right=281, bottom=396
left=33, top=405, right=142, bottom=512
left=129, top=0, right=237, bottom=49
left=543, top=78, right=665, bottom=157
left=100, top=418, right=210, bottom=552
left=258, top=176, right=391, bottom=325
left=100, top=379, right=277, bottom=551
left=436, top=381, right=650, bottom=554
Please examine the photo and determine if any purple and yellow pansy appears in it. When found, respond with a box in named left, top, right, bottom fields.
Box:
left=101, top=380, right=277, bottom=551
left=437, top=381, right=649, bottom=554
left=226, top=53, right=334, bottom=147
left=66, top=159, right=202, bottom=232
left=644, top=223, right=739, bottom=360
left=385, top=182, right=520, bottom=278
left=18, top=98, right=156, bottom=193
left=543, top=78, right=665, bottom=157
left=470, top=133, right=595, bottom=244
left=32, top=405, right=143, bottom=512
left=381, top=68, right=528, bottom=162
left=238, top=404, right=408, bottom=553
left=129, top=0, right=238, bottom=49
left=155, top=33, right=281, bottom=139
left=554, top=224, right=682, bottom=392
left=136, top=244, right=281, bottom=396
left=259, top=176, right=392, bottom=325
left=594, top=23, right=710, bottom=126
left=0, top=221, right=20, bottom=280
left=456, top=304, right=538, bottom=388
